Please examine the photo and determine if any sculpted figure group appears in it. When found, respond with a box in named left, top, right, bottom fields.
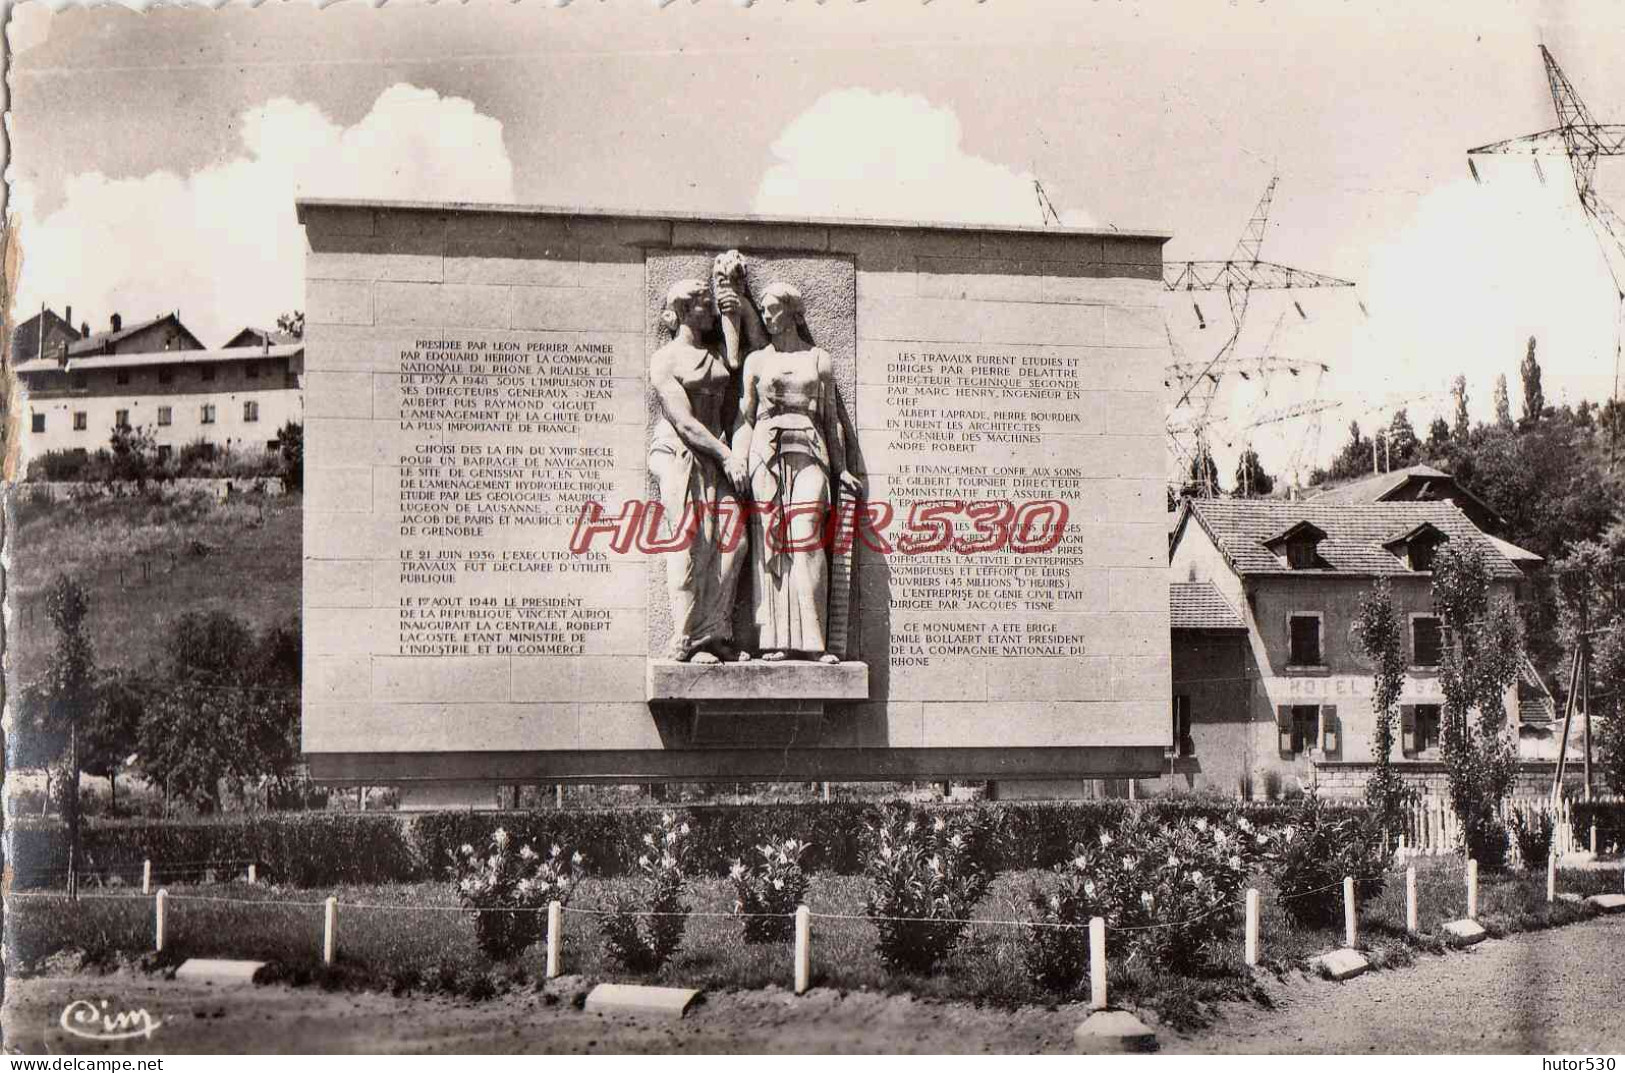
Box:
left=648, top=251, right=862, bottom=665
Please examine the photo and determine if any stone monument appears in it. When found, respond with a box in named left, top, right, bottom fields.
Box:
left=298, top=201, right=1172, bottom=803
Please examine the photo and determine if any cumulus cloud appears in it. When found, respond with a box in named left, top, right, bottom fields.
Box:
left=14, top=84, right=515, bottom=348
left=754, top=88, right=1094, bottom=228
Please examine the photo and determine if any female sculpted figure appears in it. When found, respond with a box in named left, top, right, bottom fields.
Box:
left=729, top=282, right=862, bottom=663
left=648, top=265, right=764, bottom=663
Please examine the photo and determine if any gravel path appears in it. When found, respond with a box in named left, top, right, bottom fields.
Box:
left=1164, top=914, right=1625, bottom=1054
left=6, top=915, right=1622, bottom=1053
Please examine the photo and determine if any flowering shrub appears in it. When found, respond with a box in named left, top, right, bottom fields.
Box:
left=1270, top=790, right=1390, bottom=928
left=451, top=828, right=584, bottom=959
left=598, top=812, right=692, bottom=972
left=863, top=808, right=994, bottom=973
left=728, top=838, right=812, bottom=944
left=1021, top=808, right=1272, bottom=989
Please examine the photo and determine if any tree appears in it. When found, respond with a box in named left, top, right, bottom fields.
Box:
left=1325, top=420, right=1374, bottom=482
left=136, top=612, right=301, bottom=813
left=1353, top=578, right=1413, bottom=839
left=108, top=423, right=158, bottom=485
left=276, top=310, right=305, bottom=339
left=1386, top=409, right=1419, bottom=469
left=1427, top=416, right=1452, bottom=454
left=1520, top=336, right=1544, bottom=426
left=1233, top=447, right=1274, bottom=497
left=41, top=575, right=95, bottom=897
left=1181, top=447, right=1222, bottom=498
left=1451, top=374, right=1471, bottom=444
left=1432, top=542, right=1523, bottom=869
left=83, top=670, right=144, bottom=813
left=1493, top=374, right=1513, bottom=430
left=276, top=421, right=303, bottom=492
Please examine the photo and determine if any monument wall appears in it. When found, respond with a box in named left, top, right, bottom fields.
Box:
left=298, top=200, right=1171, bottom=784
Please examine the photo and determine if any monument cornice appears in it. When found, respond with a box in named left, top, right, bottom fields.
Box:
left=294, top=196, right=1171, bottom=246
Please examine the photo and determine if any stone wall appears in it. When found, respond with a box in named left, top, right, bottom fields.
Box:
left=298, top=201, right=1173, bottom=783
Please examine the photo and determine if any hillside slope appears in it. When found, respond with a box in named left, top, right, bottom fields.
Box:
left=6, top=490, right=301, bottom=684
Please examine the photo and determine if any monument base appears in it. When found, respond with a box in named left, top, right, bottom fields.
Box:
left=396, top=782, right=499, bottom=811
left=647, top=659, right=868, bottom=702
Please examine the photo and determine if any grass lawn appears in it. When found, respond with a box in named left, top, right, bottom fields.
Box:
left=8, top=490, right=301, bottom=682
left=8, top=857, right=1620, bottom=1030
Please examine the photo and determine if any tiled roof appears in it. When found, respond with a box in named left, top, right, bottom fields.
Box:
left=8, top=309, right=79, bottom=361
left=1178, top=499, right=1525, bottom=580
left=1308, top=464, right=1449, bottom=504
left=1171, top=580, right=1247, bottom=631
left=14, top=343, right=302, bottom=376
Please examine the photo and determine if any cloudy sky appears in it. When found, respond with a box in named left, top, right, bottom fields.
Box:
left=8, top=0, right=1625, bottom=479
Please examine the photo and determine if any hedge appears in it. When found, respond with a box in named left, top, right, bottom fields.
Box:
left=4, top=799, right=1369, bottom=890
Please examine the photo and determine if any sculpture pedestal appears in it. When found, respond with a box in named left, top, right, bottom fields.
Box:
left=648, top=660, right=869, bottom=746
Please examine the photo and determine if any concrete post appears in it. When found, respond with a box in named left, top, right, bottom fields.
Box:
left=555, top=784, right=564, bottom=810
left=1591, top=823, right=1598, bottom=855
left=1343, top=876, right=1357, bottom=948
left=1089, top=917, right=1107, bottom=1010
left=154, top=889, right=167, bottom=952
left=546, top=900, right=563, bottom=979
left=1244, top=888, right=1260, bottom=967
left=1406, top=866, right=1418, bottom=933
left=1467, top=858, right=1478, bottom=920
left=323, top=896, right=337, bottom=966
left=142, top=859, right=151, bottom=896
left=247, top=863, right=257, bottom=886
left=794, top=905, right=811, bottom=994
left=1547, top=850, right=1558, bottom=903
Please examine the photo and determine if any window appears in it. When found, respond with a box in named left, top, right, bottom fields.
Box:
left=1278, top=704, right=1322, bottom=758
left=285, top=371, right=300, bottom=389
left=1410, top=539, right=1441, bottom=572
left=1288, top=614, right=1323, bottom=667
left=1403, top=704, right=1444, bottom=757
left=1170, top=695, right=1193, bottom=758
left=246, top=361, right=260, bottom=379
left=116, top=369, right=131, bottom=386
left=1412, top=616, right=1443, bottom=667
left=243, top=400, right=260, bottom=423
left=157, top=406, right=173, bottom=427
left=158, top=368, right=174, bottom=386
left=31, top=413, right=45, bottom=433
left=201, top=403, right=217, bottom=425
left=73, top=412, right=87, bottom=431
left=71, top=372, right=88, bottom=390
left=114, top=409, right=130, bottom=429
left=1286, top=539, right=1319, bottom=569
left=157, top=444, right=173, bottom=462
left=201, top=365, right=216, bottom=382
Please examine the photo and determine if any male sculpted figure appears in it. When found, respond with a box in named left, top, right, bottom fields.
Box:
left=648, top=257, right=765, bottom=663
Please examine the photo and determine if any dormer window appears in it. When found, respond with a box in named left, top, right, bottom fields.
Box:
left=1264, top=520, right=1328, bottom=570
left=1383, top=523, right=1448, bottom=572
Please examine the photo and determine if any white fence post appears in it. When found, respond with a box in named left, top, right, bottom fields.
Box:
left=1343, top=876, right=1357, bottom=948
left=154, top=889, right=167, bottom=952
left=1244, top=888, right=1260, bottom=967
left=247, top=863, right=257, bottom=886
left=323, top=896, right=337, bottom=966
left=1089, top=917, right=1108, bottom=1010
left=142, top=859, right=151, bottom=896
left=1547, top=850, right=1558, bottom=903
left=794, top=905, right=811, bottom=994
left=1406, top=866, right=1418, bottom=933
left=1591, top=823, right=1598, bottom=855
left=546, top=901, right=563, bottom=979
left=1467, top=858, right=1478, bottom=920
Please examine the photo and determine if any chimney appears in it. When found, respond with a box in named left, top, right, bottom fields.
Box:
left=65, top=305, right=72, bottom=331
left=110, top=312, right=122, bottom=333
left=81, top=322, right=89, bottom=338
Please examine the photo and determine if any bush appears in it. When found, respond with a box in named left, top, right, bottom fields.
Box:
left=1507, top=802, right=1554, bottom=870
left=1021, top=809, right=1272, bottom=989
left=1271, top=791, right=1391, bottom=928
left=728, top=837, right=811, bottom=943
left=452, top=828, right=584, bottom=959
left=864, top=807, right=995, bottom=974
left=598, top=812, right=691, bottom=972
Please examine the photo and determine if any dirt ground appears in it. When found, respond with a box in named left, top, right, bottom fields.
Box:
left=5, top=915, right=1622, bottom=1054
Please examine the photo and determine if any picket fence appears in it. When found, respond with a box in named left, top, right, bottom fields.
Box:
left=1397, top=792, right=1620, bottom=863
